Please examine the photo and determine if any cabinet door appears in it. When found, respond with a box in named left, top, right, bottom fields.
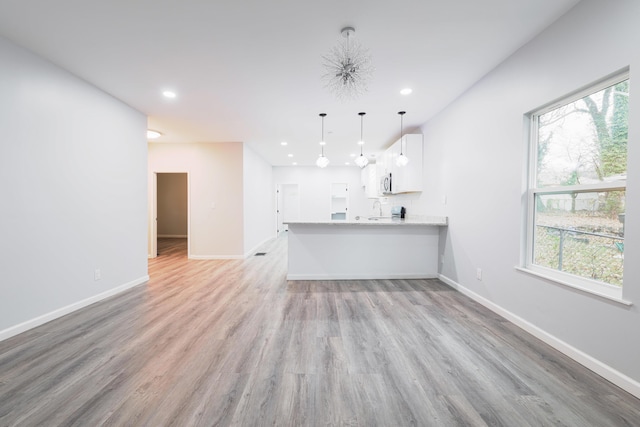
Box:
left=361, top=164, right=379, bottom=198
left=392, top=134, right=423, bottom=193
left=383, top=145, right=395, bottom=175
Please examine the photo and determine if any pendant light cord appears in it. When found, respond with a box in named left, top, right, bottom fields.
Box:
left=320, top=113, right=326, bottom=157
left=359, top=112, right=365, bottom=156
left=398, top=111, right=406, bottom=155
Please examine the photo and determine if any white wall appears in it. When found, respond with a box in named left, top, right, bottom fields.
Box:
left=0, top=36, right=148, bottom=336
left=148, top=142, right=244, bottom=258
left=243, top=145, right=275, bottom=255
left=417, top=0, right=640, bottom=394
left=273, top=166, right=373, bottom=222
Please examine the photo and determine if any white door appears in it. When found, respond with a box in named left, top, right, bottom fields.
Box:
left=278, top=184, right=300, bottom=232
left=330, top=183, right=348, bottom=221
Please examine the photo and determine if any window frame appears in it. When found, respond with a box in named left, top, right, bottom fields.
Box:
left=522, top=71, right=629, bottom=302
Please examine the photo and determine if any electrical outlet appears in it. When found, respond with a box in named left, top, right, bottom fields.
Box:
left=476, top=268, right=482, bottom=280
left=94, top=269, right=101, bottom=281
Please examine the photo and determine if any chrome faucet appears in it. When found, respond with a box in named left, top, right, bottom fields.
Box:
left=373, top=200, right=382, bottom=217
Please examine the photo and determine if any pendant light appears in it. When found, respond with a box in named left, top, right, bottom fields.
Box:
left=316, top=113, right=330, bottom=168
left=396, top=111, right=409, bottom=167
left=354, top=112, right=369, bottom=168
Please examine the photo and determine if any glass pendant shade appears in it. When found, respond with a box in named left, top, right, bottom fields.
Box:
left=354, top=154, right=368, bottom=168
left=396, top=153, right=409, bottom=167
left=316, top=155, right=330, bottom=168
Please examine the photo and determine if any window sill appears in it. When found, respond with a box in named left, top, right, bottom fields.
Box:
left=514, top=267, right=632, bottom=307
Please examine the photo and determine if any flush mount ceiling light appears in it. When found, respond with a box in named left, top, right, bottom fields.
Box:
left=316, top=113, right=330, bottom=168
left=354, top=112, right=369, bottom=169
left=400, top=88, right=413, bottom=95
left=322, top=27, right=374, bottom=101
left=396, top=111, right=409, bottom=167
left=147, top=129, right=162, bottom=139
left=162, top=90, right=176, bottom=99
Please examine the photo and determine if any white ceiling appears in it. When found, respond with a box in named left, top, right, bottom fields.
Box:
left=0, top=0, right=581, bottom=166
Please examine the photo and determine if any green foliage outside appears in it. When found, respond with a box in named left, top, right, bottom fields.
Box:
left=534, top=79, right=628, bottom=286
left=534, top=214, right=624, bottom=286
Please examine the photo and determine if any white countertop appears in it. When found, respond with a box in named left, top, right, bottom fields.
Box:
left=285, top=216, right=448, bottom=226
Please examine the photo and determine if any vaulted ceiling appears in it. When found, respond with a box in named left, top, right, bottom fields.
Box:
left=0, top=0, right=581, bottom=165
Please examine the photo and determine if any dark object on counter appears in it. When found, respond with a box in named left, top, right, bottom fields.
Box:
left=391, top=206, right=406, bottom=219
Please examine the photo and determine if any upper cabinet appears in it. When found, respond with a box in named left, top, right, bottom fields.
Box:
left=390, top=134, right=423, bottom=194
left=360, top=134, right=423, bottom=197
left=360, top=164, right=379, bottom=198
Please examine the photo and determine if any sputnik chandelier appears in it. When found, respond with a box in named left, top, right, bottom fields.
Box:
left=322, top=27, right=374, bottom=101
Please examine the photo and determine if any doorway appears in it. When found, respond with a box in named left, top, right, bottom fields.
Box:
left=276, top=183, right=300, bottom=235
left=330, top=183, right=349, bottom=221
left=149, top=172, right=189, bottom=258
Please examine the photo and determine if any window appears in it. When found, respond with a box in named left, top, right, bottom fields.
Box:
left=525, top=72, right=628, bottom=298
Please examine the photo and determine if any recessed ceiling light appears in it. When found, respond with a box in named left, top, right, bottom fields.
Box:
left=162, top=90, right=177, bottom=99
left=292, top=162, right=298, bottom=165
left=281, top=141, right=288, bottom=146
left=147, top=130, right=162, bottom=139
left=288, top=154, right=293, bottom=157
left=400, top=88, right=413, bottom=95
left=350, top=153, right=356, bottom=157
left=345, top=162, right=350, bottom=165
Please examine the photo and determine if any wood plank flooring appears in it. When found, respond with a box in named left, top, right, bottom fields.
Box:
left=1, top=236, right=639, bottom=426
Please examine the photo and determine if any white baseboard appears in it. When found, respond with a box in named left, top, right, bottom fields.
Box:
left=157, top=234, right=187, bottom=238
left=438, top=274, right=640, bottom=399
left=189, top=254, right=244, bottom=260
left=0, top=275, right=149, bottom=342
left=187, top=237, right=277, bottom=260
left=287, top=274, right=438, bottom=281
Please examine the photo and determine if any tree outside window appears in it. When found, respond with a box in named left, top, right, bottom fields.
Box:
left=529, top=75, right=628, bottom=288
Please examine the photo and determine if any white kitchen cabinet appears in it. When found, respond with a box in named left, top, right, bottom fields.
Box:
left=390, top=134, right=423, bottom=194
left=361, top=164, right=379, bottom=198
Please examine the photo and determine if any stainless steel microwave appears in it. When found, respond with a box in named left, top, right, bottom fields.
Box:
left=380, top=173, right=392, bottom=194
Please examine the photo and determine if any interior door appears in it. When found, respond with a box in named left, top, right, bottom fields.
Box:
left=280, top=184, right=300, bottom=232
left=330, top=183, right=348, bottom=220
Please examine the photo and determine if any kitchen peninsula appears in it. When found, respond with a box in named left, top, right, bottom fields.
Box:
left=285, top=217, right=447, bottom=280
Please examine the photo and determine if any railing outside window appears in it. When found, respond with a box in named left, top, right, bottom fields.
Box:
left=535, top=224, right=624, bottom=286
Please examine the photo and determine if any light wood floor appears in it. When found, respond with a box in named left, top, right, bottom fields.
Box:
left=1, top=237, right=639, bottom=426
